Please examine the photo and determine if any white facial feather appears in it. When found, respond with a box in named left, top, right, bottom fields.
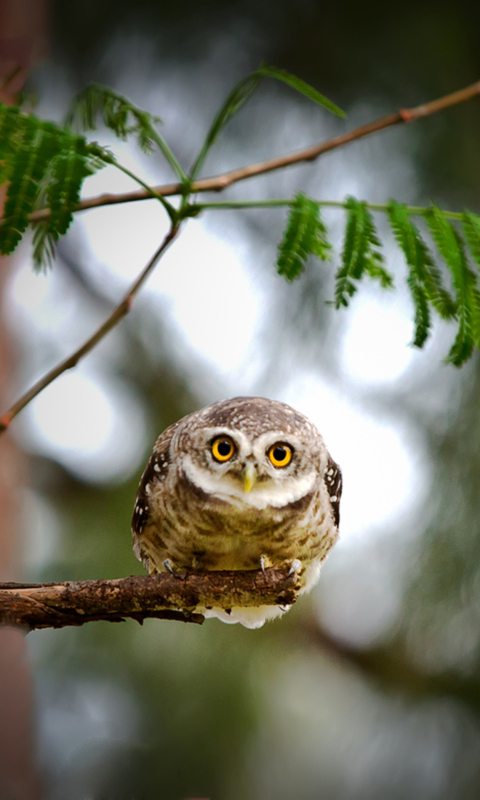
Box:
left=181, top=453, right=317, bottom=509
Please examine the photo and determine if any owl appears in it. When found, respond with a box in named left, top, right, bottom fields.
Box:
left=132, top=396, right=342, bottom=628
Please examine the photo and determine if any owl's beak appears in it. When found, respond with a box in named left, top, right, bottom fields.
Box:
left=242, top=463, right=257, bottom=492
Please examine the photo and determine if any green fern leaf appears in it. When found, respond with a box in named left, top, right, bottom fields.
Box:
left=0, top=105, right=19, bottom=167
left=335, top=198, right=385, bottom=308
left=364, top=258, right=394, bottom=289
left=0, top=102, right=105, bottom=263
left=0, top=118, right=58, bottom=254
left=407, top=270, right=431, bottom=348
left=47, top=136, right=96, bottom=237
left=258, top=67, right=345, bottom=118
left=277, top=193, right=331, bottom=281
left=65, top=84, right=163, bottom=154
left=193, top=67, right=344, bottom=182
left=32, top=223, right=57, bottom=271
left=388, top=201, right=456, bottom=347
left=427, top=207, right=480, bottom=365
left=202, top=74, right=261, bottom=153
left=462, top=210, right=480, bottom=269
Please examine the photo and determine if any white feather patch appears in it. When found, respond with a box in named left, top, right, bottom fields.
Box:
left=182, top=455, right=316, bottom=509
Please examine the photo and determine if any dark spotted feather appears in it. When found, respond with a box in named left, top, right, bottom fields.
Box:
left=131, top=420, right=180, bottom=536
left=323, top=455, right=342, bottom=527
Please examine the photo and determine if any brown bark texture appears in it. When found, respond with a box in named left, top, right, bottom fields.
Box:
left=0, top=568, right=300, bottom=631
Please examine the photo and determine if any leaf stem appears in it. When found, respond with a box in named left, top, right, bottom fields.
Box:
left=191, top=198, right=465, bottom=221
left=109, top=160, right=178, bottom=221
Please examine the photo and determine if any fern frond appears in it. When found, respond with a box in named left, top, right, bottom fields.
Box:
left=462, top=210, right=480, bottom=269
left=201, top=74, right=261, bottom=155
left=387, top=200, right=457, bottom=347
left=258, top=66, right=345, bottom=118
left=364, top=258, right=394, bottom=289
left=0, top=118, right=58, bottom=254
left=406, top=271, right=431, bottom=348
left=47, top=136, right=95, bottom=237
left=65, top=84, right=162, bottom=154
left=0, top=101, right=105, bottom=263
left=277, top=193, right=331, bottom=281
left=427, top=207, right=480, bottom=365
left=32, top=223, right=57, bottom=271
left=334, top=198, right=385, bottom=308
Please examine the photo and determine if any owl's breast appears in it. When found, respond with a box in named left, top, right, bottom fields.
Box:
left=141, top=471, right=336, bottom=572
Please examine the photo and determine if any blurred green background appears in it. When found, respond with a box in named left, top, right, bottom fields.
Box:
left=8, top=1, right=480, bottom=798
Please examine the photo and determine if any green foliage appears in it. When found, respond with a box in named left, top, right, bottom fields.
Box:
left=65, top=83, right=163, bottom=154
left=0, top=102, right=103, bottom=267
left=277, top=192, right=480, bottom=364
left=387, top=200, right=456, bottom=348
left=334, top=197, right=392, bottom=308
left=2, top=70, right=480, bottom=367
left=199, top=74, right=262, bottom=158
left=257, top=66, right=345, bottom=118
left=190, top=66, right=344, bottom=180
left=426, top=207, right=480, bottom=365
left=277, top=193, right=331, bottom=281
left=462, top=211, right=480, bottom=268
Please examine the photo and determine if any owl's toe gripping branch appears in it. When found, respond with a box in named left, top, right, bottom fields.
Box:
left=163, top=558, right=185, bottom=577
left=288, top=558, right=303, bottom=577
left=259, top=555, right=273, bottom=573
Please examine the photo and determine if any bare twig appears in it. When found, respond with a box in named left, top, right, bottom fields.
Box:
left=0, top=222, right=181, bottom=434
left=26, top=78, right=480, bottom=223
left=0, top=568, right=299, bottom=631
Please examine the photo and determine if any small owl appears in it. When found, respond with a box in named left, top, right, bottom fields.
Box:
left=132, top=396, right=342, bottom=628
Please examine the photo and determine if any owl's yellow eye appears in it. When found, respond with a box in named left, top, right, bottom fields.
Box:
left=268, top=442, right=293, bottom=468
left=211, top=435, right=236, bottom=462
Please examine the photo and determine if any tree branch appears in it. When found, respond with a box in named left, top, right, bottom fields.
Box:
left=0, top=568, right=300, bottom=631
left=26, top=78, right=480, bottom=223
left=0, top=222, right=181, bottom=434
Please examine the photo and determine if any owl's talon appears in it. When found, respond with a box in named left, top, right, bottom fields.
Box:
left=288, top=558, right=303, bottom=577
left=259, top=555, right=272, bottom=573
left=163, top=559, right=187, bottom=579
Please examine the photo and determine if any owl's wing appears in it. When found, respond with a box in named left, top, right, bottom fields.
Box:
left=324, top=454, right=342, bottom=528
left=131, top=419, right=181, bottom=537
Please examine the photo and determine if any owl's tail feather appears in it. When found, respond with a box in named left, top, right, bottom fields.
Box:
left=199, top=604, right=289, bottom=629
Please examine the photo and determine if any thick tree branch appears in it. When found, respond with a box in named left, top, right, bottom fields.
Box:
left=0, top=568, right=300, bottom=631
left=26, top=78, right=480, bottom=223
left=0, top=222, right=181, bottom=434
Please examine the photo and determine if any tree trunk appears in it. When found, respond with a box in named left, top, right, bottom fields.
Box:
left=0, top=2, right=48, bottom=797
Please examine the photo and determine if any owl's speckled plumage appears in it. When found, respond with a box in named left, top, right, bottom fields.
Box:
left=132, top=396, right=342, bottom=628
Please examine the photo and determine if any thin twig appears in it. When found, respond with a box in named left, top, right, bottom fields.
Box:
left=0, top=568, right=299, bottom=631
left=0, top=222, right=181, bottom=434
left=25, top=78, right=480, bottom=223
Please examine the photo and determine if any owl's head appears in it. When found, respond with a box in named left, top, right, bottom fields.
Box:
left=173, top=397, right=327, bottom=510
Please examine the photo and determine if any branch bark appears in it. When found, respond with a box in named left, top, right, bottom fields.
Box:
left=0, top=568, right=300, bottom=631
left=26, top=78, right=480, bottom=222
